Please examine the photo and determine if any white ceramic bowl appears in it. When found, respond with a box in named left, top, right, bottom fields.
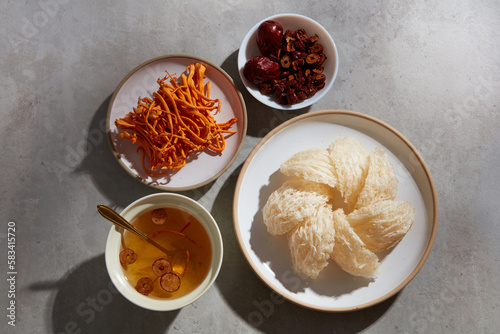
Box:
left=238, top=14, right=338, bottom=110
left=105, top=193, right=223, bottom=311
left=107, top=54, right=247, bottom=191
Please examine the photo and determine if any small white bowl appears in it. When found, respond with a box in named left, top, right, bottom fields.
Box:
left=238, top=13, right=339, bottom=110
left=105, top=193, right=223, bottom=311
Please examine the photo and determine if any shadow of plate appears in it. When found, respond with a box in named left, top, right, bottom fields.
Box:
left=28, top=254, right=179, bottom=333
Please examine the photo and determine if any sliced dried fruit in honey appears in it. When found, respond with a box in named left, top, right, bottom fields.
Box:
left=280, top=148, right=337, bottom=188
left=328, top=136, right=369, bottom=213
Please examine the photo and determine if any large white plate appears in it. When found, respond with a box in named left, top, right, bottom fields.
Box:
left=106, top=55, right=247, bottom=191
left=233, top=110, right=438, bottom=311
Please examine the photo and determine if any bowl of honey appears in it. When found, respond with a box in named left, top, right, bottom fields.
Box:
left=105, top=193, right=223, bottom=311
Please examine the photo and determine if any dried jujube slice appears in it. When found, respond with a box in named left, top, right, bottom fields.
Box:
left=151, top=208, right=168, bottom=225
left=152, top=258, right=172, bottom=277
left=119, top=248, right=137, bottom=265
left=160, top=272, right=181, bottom=292
left=135, top=277, right=154, bottom=295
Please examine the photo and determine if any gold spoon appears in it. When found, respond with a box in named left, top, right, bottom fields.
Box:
left=97, top=204, right=180, bottom=260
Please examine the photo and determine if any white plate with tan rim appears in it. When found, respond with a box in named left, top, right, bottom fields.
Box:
left=232, top=110, right=438, bottom=311
left=106, top=54, right=247, bottom=191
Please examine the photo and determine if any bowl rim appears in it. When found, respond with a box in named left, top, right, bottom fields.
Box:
left=104, top=192, right=223, bottom=311
left=238, top=13, right=339, bottom=110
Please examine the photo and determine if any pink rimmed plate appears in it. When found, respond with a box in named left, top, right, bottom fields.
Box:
left=107, top=54, right=247, bottom=191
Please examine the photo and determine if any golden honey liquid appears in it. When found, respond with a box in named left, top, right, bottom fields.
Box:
left=121, top=207, right=212, bottom=299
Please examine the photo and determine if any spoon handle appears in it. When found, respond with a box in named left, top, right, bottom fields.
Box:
left=97, top=205, right=173, bottom=257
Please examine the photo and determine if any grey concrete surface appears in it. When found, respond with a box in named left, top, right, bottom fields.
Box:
left=1, top=1, right=499, bottom=333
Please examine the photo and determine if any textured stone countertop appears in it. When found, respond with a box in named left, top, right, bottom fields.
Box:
left=1, top=1, right=498, bottom=333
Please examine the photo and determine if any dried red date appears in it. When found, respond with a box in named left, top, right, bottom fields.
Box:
left=243, top=56, right=281, bottom=85
left=257, top=20, right=284, bottom=57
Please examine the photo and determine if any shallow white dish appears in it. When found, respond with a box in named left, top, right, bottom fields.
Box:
left=107, top=54, right=247, bottom=191
left=233, top=110, right=438, bottom=311
left=238, top=13, right=338, bottom=110
left=105, top=193, right=223, bottom=311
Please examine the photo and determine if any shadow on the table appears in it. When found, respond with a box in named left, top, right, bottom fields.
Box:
left=73, top=94, right=213, bottom=209
left=212, top=163, right=398, bottom=333
left=29, top=254, right=179, bottom=333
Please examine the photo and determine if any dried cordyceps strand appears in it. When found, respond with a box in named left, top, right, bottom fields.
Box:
left=183, top=249, right=190, bottom=276
left=160, top=272, right=181, bottom=292
left=152, top=258, right=172, bottom=277
left=119, top=249, right=138, bottom=265
left=135, top=277, right=154, bottom=295
left=151, top=208, right=168, bottom=225
left=316, top=54, right=327, bottom=66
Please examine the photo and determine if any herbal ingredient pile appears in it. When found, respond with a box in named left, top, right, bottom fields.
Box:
left=263, top=136, right=415, bottom=279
